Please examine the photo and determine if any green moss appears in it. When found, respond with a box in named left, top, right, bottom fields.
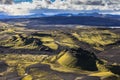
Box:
left=50, top=55, right=57, bottom=63
left=0, top=34, right=43, bottom=49
left=16, top=64, right=25, bottom=76
left=52, top=49, right=98, bottom=71
left=22, top=75, right=33, bottom=80
left=72, top=30, right=119, bottom=50
left=57, top=51, right=77, bottom=67
left=96, top=61, right=109, bottom=72
left=40, top=37, right=54, bottom=42
left=43, top=42, right=58, bottom=50
left=0, top=54, right=49, bottom=77
left=89, top=72, right=115, bottom=77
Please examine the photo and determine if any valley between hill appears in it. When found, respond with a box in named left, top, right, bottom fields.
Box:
left=0, top=21, right=120, bottom=80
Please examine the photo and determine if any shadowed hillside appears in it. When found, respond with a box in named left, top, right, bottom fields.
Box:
left=53, top=48, right=98, bottom=71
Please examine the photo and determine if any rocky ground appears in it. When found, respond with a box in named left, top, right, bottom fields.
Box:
left=0, top=20, right=120, bottom=80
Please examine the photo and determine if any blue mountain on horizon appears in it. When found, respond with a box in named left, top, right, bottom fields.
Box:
left=0, top=9, right=120, bottom=20
left=0, top=9, right=120, bottom=28
left=14, top=0, right=32, bottom=3
left=13, top=0, right=55, bottom=3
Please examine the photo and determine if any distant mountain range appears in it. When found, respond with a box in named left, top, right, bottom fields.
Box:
left=0, top=15, right=120, bottom=27
left=0, top=8, right=120, bottom=27
left=0, top=9, right=120, bottom=20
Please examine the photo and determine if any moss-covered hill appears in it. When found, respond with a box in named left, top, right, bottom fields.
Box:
left=0, top=23, right=120, bottom=80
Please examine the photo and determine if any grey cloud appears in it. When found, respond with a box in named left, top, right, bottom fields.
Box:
left=69, top=0, right=120, bottom=5
left=0, top=0, right=13, bottom=4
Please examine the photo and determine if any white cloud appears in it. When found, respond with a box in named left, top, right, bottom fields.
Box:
left=0, top=2, right=37, bottom=15
left=0, top=0, right=120, bottom=16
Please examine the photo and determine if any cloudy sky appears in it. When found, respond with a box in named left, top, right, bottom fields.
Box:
left=0, top=0, right=120, bottom=16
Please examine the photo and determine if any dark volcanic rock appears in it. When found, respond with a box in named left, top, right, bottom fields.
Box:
left=80, top=76, right=101, bottom=80
left=0, top=61, right=8, bottom=73
left=102, top=75, right=118, bottom=80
